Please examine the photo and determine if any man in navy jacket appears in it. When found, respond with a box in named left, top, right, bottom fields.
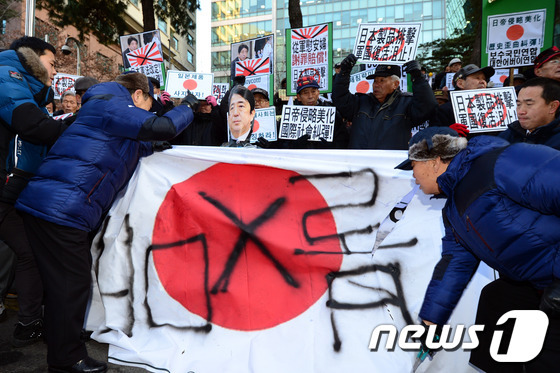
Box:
left=16, top=72, right=197, bottom=373
left=397, top=127, right=560, bottom=373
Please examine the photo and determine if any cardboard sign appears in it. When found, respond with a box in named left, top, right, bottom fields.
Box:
left=244, top=74, right=272, bottom=100
left=128, top=63, right=166, bottom=90
left=52, top=74, right=81, bottom=99
left=353, top=23, right=421, bottom=64
left=250, top=107, right=277, bottom=143
left=279, top=105, right=336, bottom=142
left=450, top=87, right=517, bottom=133
left=286, top=23, right=333, bottom=95
left=120, top=30, right=166, bottom=88
left=491, top=68, right=519, bottom=88
left=212, top=83, right=229, bottom=105
left=231, top=35, right=275, bottom=80
left=486, top=9, right=546, bottom=68
left=166, top=71, right=214, bottom=100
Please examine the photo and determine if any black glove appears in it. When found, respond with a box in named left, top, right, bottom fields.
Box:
left=403, top=60, right=422, bottom=80
left=540, top=278, right=560, bottom=318
left=293, top=134, right=311, bottom=148
left=152, top=141, right=172, bottom=152
left=340, top=54, right=358, bottom=75
left=232, top=75, right=246, bottom=87
left=181, top=93, right=199, bottom=112
left=257, top=136, right=271, bottom=148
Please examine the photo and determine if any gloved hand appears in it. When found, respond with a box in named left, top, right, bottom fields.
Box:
left=181, top=92, right=199, bottom=112
left=293, top=134, right=311, bottom=148
left=152, top=141, right=172, bottom=152
left=232, top=75, right=246, bottom=87
left=160, top=91, right=171, bottom=106
left=413, top=321, right=442, bottom=360
left=206, top=95, right=218, bottom=107
left=257, top=137, right=271, bottom=148
left=340, top=54, right=358, bottom=75
left=540, top=278, right=560, bottom=318
left=449, top=123, right=470, bottom=137
left=403, top=60, right=422, bottom=80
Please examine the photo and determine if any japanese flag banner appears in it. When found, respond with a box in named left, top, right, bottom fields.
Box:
left=353, top=23, right=421, bottom=64
left=87, top=147, right=492, bottom=373
left=52, top=74, right=81, bottom=99
left=165, top=70, right=214, bottom=99
left=126, top=41, right=164, bottom=68
left=235, top=57, right=271, bottom=76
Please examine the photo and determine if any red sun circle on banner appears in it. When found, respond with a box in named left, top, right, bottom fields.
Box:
left=356, top=81, right=371, bottom=94
left=499, top=75, right=507, bottom=83
left=183, top=79, right=198, bottom=90
left=247, top=84, right=257, bottom=90
left=253, top=120, right=260, bottom=132
left=151, top=163, right=343, bottom=331
left=506, top=25, right=524, bottom=41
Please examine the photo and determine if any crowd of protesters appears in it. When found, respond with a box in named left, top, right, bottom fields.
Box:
left=0, top=32, right=559, bottom=373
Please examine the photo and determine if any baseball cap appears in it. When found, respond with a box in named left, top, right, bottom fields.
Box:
left=74, top=76, right=99, bottom=92
left=448, top=58, right=462, bottom=67
left=251, top=87, right=269, bottom=101
left=296, top=76, right=320, bottom=93
left=534, top=46, right=560, bottom=70
left=453, top=64, right=495, bottom=88
left=366, top=65, right=401, bottom=80
left=395, top=127, right=467, bottom=170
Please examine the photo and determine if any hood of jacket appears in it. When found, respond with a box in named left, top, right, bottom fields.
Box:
left=0, top=48, right=52, bottom=104
left=437, top=135, right=510, bottom=197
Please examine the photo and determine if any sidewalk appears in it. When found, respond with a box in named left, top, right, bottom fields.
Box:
left=0, top=298, right=147, bottom=372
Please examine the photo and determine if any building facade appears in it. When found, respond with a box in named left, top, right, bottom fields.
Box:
left=210, top=0, right=468, bottom=83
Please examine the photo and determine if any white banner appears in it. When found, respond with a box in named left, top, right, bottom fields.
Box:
left=52, top=73, right=81, bottom=99
left=353, top=23, right=421, bottom=64
left=486, top=9, right=545, bottom=68
left=166, top=71, right=214, bottom=99
left=245, top=74, right=271, bottom=95
left=450, top=87, right=518, bottom=133
left=87, top=148, right=492, bottom=373
left=349, top=68, right=408, bottom=94
left=250, top=107, right=277, bottom=143
left=279, top=105, right=336, bottom=142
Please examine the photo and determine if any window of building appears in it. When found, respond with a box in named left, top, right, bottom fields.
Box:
left=158, top=19, right=167, bottom=34
left=1, top=20, right=6, bottom=35
left=187, top=33, right=194, bottom=47
left=173, top=37, right=179, bottom=50
left=130, top=0, right=138, bottom=6
left=187, top=51, right=194, bottom=64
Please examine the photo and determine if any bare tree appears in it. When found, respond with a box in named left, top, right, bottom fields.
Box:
left=288, top=0, right=303, bottom=28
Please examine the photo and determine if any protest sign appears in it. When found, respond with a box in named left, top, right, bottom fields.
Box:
left=244, top=74, right=273, bottom=104
left=166, top=71, right=214, bottom=99
left=486, top=10, right=546, bottom=68
left=231, top=35, right=275, bottom=81
left=481, top=0, right=556, bottom=68
left=87, top=147, right=492, bottom=373
left=450, top=87, right=517, bottom=133
left=286, top=23, right=333, bottom=96
left=491, top=68, right=519, bottom=88
left=279, top=105, right=336, bottom=142
left=52, top=74, right=81, bottom=99
left=250, top=107, right=277, bottom=143
left=353, top=23, right=421, bottom=64
left=120, top=30, right=166, bottom=88
left=349, top=68, right=408, bottom=94
left=212, top=83, right=229, bottom=104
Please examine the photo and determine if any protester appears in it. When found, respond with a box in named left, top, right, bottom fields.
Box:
left=171, top=95, right=220, bottom=146
left=430, top=63, right=495, bottom=128
left=433, top=57, right=461, bottom=89
left=333, top=54, right=437, bottom=149
left=251, top=87, right=270, bottom=109
left=15, top=72, right=197, bottom=373
left=503, top=73, right=527, bottom=87
left=0, top=36, right=70, bottom=350
left=534, top=46, right=560, bottom=82
left=54, top=91, right=78, bottom=115
left=396, top=126, right=560, bottom=373
left=74, top=76, right=99, bottom=107
left=499, top=77, right=560, bottom=149
left=222, top=85, right=257, bottom=147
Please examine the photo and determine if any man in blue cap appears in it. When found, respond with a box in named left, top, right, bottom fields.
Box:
left=332, top=54, right=437, bottom=150
left=396, top=127, right=560, bottom=373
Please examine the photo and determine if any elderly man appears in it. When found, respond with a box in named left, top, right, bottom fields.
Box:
left=251, top=87, right=270, bottom=109
left=499, top=77, right=560, bottom=148
left=396, top=127, right=560, bottom=373
left=332, top=54, right=437, bottom=149
left=430, top=64, right=495, bottom=129
left=534, top=46, right=560, bottom=82
left=60, top=91, right=78, bottom=114
left=434, top=57, right=462, bottom=89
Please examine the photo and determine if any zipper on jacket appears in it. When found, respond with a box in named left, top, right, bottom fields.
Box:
left=86, top=172, right=108, bottom=203
left=466, top=216, right=494, bottom=252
